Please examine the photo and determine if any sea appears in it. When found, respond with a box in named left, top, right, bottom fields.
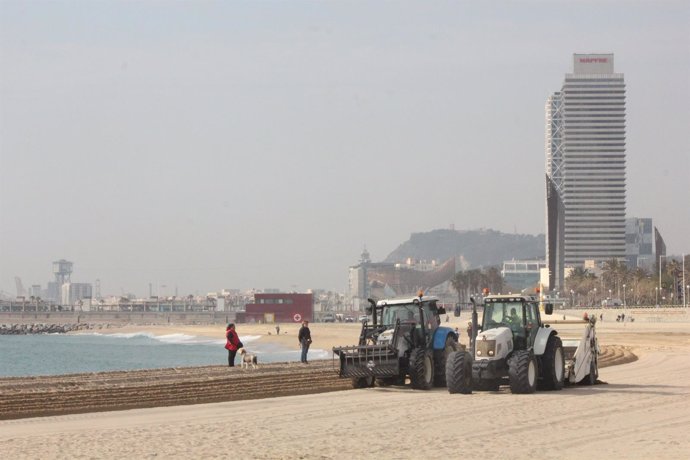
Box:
left=0, top=332, right=330, bottom=378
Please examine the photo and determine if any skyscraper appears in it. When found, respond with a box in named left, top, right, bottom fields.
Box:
left=546, top=53, right=627, bottom=279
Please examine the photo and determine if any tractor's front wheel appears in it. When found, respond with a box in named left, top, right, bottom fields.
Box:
left=434, top=336, right=459, bottom=387
left=508, top=350, right=537, bottom=394
left=351, top=376, right=374, bottom=389
left=409, top=348, right=434, bottom=390
left=446, top=350, right=472, bottom=394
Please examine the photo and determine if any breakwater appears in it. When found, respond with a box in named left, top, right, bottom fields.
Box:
left=0, top=311, right=236, bottom=326
left=0, top=323, right=113, bottom=335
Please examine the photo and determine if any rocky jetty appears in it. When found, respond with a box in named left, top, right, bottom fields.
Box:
left=0, top=323, right=113, bottom=335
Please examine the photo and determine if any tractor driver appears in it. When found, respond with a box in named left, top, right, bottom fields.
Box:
left=506, top=307, right=521, bottom=327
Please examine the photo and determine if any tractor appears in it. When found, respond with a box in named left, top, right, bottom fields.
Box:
left=333, top=293, right=460, bottom=390
left=446, top=293, right=567, bottom=394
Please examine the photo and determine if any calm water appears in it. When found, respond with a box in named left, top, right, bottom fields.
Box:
left=0, top=332, right=329, bottom=377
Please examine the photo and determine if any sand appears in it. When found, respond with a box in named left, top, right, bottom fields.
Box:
left=1, top=308, right=689, bottom=459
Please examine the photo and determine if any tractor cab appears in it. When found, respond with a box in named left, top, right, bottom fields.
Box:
left=372, top=296, right=444, bottom=349
left=480, top=295, right=541, bottom=351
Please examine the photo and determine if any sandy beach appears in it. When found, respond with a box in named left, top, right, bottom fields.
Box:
left=1, top=308, right=689, bottom=459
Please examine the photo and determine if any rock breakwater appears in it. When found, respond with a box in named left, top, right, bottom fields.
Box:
left=0, top=323, right=113, bottom=335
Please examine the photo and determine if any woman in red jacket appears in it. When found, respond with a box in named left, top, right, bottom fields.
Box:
left=225, top=323, right=243, bottom=367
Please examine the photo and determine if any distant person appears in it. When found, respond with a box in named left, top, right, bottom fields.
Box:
left=600, top=313, right=603, bottom=322
left=224, top=323, right=243, bottom=367
left=276, top=324, right=280, bottom=335
left=466, top=321, right=472, bottom=340
left=298, top=320, right=312, bottom=364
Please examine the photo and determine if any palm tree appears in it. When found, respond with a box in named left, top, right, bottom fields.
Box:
left=451, top=271, right=468, bottom=303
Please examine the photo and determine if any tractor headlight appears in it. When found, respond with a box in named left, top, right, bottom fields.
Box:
left=477, top=340, right=497, bottom=358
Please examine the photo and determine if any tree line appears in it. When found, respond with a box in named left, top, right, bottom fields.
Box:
left=449, top=255, right=689, bottom=307
left=565, top=256, right=689, bottom=307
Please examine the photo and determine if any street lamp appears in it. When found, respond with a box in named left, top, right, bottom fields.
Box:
left=623, top=284, right=626, bottom=306
left=593, top=287, right=597, bottom=306
left=570, top=289, right=575, bottom=308
left=659, top=254, right=667, bottom=297
left=655, top=287, right=659, bottom=307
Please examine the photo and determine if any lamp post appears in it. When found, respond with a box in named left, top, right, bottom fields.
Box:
left=623, top=284, right=626, bottom=316
left=682, top=254, right=686, bottom=309
left=655, top=287, right=659, bottom=308
left=593, top=287, right=597, bottom=307
left=570, top=289, right=574, bottom=308
left=659, top=254, right=667, bottom=299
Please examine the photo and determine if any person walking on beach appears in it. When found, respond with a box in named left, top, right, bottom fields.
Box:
left=225, top=323, right=243, bottom=367
left=276, top=324, right=280, bottom=335
left=298, top=320, right=312, bottom=364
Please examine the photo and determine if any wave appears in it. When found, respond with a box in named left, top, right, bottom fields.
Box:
left=77, top=331, right=262, bottom=347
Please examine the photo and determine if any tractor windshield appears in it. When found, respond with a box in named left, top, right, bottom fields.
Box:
left=381, top=304, right=420, bottom=326
left=482, top=301, right=524, bottom=331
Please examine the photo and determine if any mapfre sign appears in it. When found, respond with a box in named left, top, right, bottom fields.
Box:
left=579, top=57, right=608, bottom=63
left=573, top=54, right=614, bottom=74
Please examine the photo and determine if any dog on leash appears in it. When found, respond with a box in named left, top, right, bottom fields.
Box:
left=238, top=348, right=258, bottom=370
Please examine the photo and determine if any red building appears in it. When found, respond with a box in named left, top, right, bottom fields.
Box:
left=244, top=293, right=313, bottom=324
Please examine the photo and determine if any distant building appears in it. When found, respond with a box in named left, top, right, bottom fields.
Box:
left=654, top=226, right=666, bottom=266
left=61, top=282, right=93, bottom=307
left=348, top=248, right=458, bottom=309
left=546, top=53, right=627, bottom=268
left=545, top=175, right=565, bottom=291
left=244, top=293, right=313, bottom=324
left=502, top=260, right=546, bottom=292
left=626, top=217, right=654, bottom=270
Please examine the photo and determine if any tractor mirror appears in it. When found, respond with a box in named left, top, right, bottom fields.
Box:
left=365, top=305, right=373, bottom=316
left=545, top=303, right=554, bottom=315
left=437, top=306, right=446, bottom=315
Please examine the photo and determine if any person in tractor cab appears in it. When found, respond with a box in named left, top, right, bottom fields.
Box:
left=506, top=307, right=521, bottom=327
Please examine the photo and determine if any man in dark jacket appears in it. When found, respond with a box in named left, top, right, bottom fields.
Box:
left=298, top=320, right=312, bottom=364
left=225, top=323, right=243, bottom=367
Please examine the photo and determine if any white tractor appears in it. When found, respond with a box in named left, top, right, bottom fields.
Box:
left=446, top=294, right=597, bottom=394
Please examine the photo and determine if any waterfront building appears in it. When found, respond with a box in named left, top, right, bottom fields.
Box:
left=243, top=292, right=314, bottom=324
left=61, top=282, right=93, bottom=307
left=626, top=217, right=655, bottom=270
left=501, top=260, right=547, bottom=292
left=546, top=53, right=627, bottom=277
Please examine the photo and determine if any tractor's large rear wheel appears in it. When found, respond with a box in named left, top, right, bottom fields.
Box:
left=446, top=350, right=472, bottom=394
left=351, top=376, right=374, bottom=389
left=508, top=350, right=537, bottom=394
left=539, top=335, right=565, bottom=391
left=434, top=336, right=459, bottom=387
left=409, top=348, right=434, bottom=390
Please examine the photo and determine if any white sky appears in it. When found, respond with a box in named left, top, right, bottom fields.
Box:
left=1, top=1, right=688, bottom=297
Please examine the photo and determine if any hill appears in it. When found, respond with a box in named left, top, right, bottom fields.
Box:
left=384, top=229, right=545, bottom=268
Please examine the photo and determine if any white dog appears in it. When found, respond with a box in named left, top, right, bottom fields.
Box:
left=238, top=348, right=258, bottom=370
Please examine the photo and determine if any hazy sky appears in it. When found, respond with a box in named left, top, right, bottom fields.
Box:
left=1, top=1, right=688, bottom=297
